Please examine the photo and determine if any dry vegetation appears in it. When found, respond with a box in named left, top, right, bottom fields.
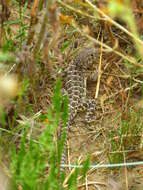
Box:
left=1, top=0, right=143, bottom=189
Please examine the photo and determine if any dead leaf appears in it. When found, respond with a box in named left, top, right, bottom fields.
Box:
left=59, top=13, right=73, bottom=25
left=106, top=76, right=113, bottom=86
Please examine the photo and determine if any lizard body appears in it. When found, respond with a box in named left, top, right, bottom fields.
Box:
left=60, top=47, right=99, bottom=176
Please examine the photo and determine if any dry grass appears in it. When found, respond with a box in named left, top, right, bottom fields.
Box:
left=1, top=0, right=143, bottom=189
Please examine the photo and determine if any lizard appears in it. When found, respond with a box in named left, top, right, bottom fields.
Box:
left=60, top=47, right=100, bottom=179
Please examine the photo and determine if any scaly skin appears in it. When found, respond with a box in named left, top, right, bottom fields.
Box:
left=60, top=47, right=99, bottom=178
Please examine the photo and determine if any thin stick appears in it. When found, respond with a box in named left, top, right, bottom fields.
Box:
left=123, top=149, right=129, bottom=190
left=105, top=83, right=138, bottom=101
left=95, top=34, right=103, bottom=98
left=73, top=24, right=142, bottom=67
left=85, top=0, right=143, bottom=47
left=63, top=156, right=83, bottom=188
left=78, top=181, right=106, bottom=188
left=58, top=0, right=99, bottom=20
left=58, top=0, right=143, bottom=66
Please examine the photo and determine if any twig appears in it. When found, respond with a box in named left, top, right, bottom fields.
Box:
left=27, top=0, right=39, bottom=45
left=63, top=156, right=83, bottom=188
left=2, top=63, right=16, bottom=79
left=58, top=0, right=143, bottom=67
left=95, top=34, right=103, bottom=98
left=73, top=24, right=142, bottom=67
left=78, top=181, right=107, bottom=188
left=57, top=0, right=100, bottom=20
left=123, top=149, right=129, bottom=190
left=85, top=0, right=143, bottom=47
left=105, top=83, right=138, bottom=101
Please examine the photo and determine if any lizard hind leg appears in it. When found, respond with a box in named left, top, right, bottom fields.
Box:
left=79, top=98, right=97, bottom=123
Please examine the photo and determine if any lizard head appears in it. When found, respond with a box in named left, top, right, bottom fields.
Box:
left=74, top=48, right=99, bottom=71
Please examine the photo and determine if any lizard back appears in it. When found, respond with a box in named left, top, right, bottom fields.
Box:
left=60, top=47, right=99, bottom=179
left=65, top=47, right=98, bottom=122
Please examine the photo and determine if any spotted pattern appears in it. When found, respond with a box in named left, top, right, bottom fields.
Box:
left=60, top=48, right=99, bottom=177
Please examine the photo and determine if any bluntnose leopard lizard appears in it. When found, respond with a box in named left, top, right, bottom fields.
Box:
left=60, top=47, right=100, bottom=177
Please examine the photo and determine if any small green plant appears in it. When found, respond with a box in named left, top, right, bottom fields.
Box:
left=108, top=109, right=143, bottom=164
left=108, top=1, right=143, bottom=58
left=10, top=80, right=90, bottom=190
left=10, top=80, right=64, bottom=189
left=3, top=1, right=29, bottom=52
